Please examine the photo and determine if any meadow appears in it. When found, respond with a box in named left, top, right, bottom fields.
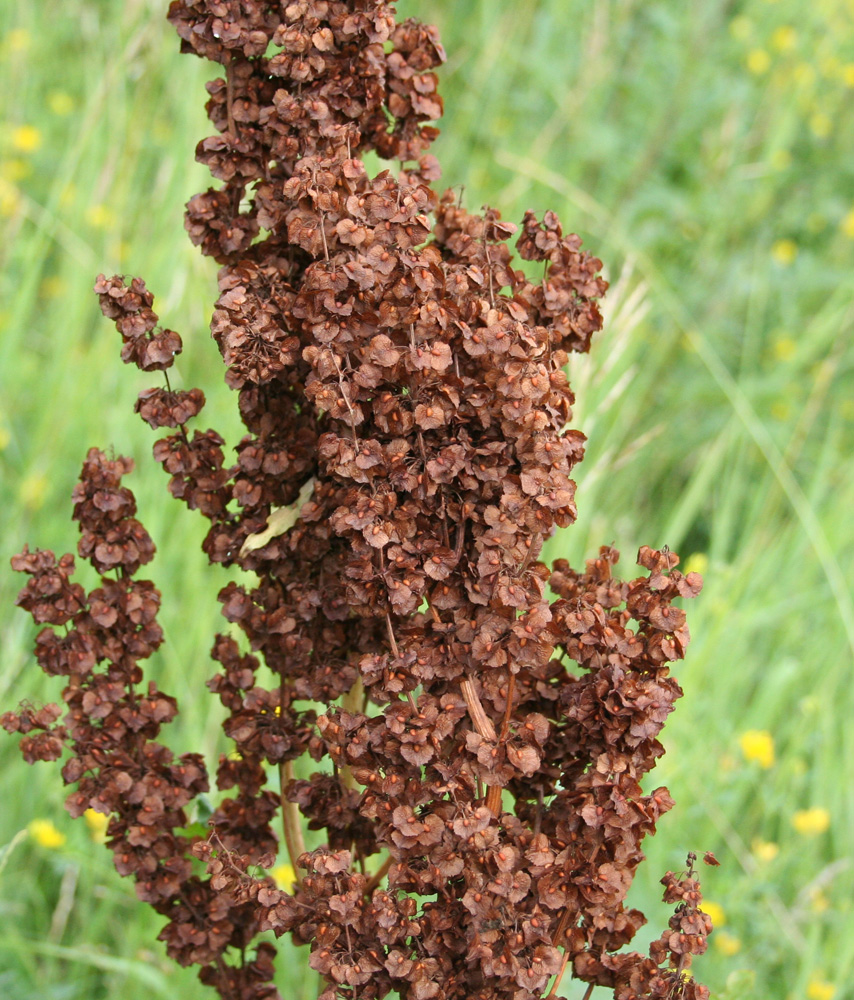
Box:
left=1, top=1, right=852, bottom=997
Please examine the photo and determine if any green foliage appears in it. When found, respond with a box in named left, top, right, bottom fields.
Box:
left=1, top=1, right=852, bottom=997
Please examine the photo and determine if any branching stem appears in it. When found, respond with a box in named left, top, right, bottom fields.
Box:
left=224, top=54, right=236, bottom=137
left=364, top=854, right=393, bottom=894
left=461, top=676, right=502, bottom=815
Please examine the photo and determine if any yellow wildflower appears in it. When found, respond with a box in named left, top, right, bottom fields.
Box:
left=700, top=901, right=725, bottom=928
left=843, top=64, right=854, bottom=87
left=1, top=159, right=31, bottom=182
left=29, top=819, right=66, bottom=849
left=729, top=16, right=752, bottom=41
left=7, top=28, right=31, bottom=52
left=48, top=91, right=75, bottom=116
left=85, top=204, right=116, bottom=229
left=807, top=977, right=835, bottom=1000
left=12, top=125, right=42, bottom=153
left=714, top=933, right=742, bottom=956
left=271, top=863, right=296, bottom=891
left=771, top=26, right=796, bottom=52
left=809, top=889, right=829, bottom=914
left=19, top=472, right=49, bottom=511
left=772, top=239, right=797, bottom=266
left=840, top=209, right=854, bottom=239
left=747, top=49, right=771, bottom=75
left=773, top=337, right=796, bottom=362
left=751, top=838, right=779, bottom=862
left=792, top=808, right=830, bottom=836
left=810, top=113, right=832, bottom=139
left=771, top=148, right=791, bottom=171
left=683, top=553, right=708, bottom=576
left=739, top=730, right=775, bottom=768
left=84, top=809, right=110, bottom=844
left=40, top=275, right=66, bottom=299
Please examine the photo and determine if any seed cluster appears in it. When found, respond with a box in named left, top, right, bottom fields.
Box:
left=4, top=3, right=712, bottom=999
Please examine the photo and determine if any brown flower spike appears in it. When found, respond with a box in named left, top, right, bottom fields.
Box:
left=4, top=3, right=714, bottom=1000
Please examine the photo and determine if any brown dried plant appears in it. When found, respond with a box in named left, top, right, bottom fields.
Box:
left=4, top=3, right=714, bottom=999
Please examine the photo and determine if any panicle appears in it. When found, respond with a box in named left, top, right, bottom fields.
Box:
left=5, top=3, right=711, bottom=1000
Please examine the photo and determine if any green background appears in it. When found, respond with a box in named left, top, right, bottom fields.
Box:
left=1, top=1, right=852, bottom=998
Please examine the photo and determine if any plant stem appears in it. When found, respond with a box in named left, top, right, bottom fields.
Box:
left=460, top=676, right=497, bottom=740
left=499, top=671, right=516, bottom=739
left=278, top=760, right=305, bottom=884
left=461, top=676, right=502, bottom=816
left=544, top=949, right=575, bottom=1000
left=339, top=676, right=364, bottom=792
left=224, top=53, right=236, bottom=136
left=364, top=854, right=393, bottom=894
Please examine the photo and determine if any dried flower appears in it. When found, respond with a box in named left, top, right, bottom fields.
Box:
left=4, top=3, right=711, bottom=999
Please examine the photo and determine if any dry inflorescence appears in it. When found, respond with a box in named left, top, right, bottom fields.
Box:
left=4, top=3, right=714, bottom=999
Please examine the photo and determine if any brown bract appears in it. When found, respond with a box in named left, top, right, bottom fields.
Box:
left=4, top=3, right=712, bottom=1000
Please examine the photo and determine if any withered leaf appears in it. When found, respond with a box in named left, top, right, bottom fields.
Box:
left=239, top=477, right=316, bottom=556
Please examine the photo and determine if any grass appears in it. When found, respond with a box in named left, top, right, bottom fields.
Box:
left=1, top=1, right=852, bottom=998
